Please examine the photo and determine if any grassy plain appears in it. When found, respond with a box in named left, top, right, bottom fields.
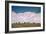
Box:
left=12, top=22, right=41, bottom=28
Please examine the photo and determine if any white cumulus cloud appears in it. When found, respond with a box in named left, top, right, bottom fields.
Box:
left=11, top=11, right=41, bottom=23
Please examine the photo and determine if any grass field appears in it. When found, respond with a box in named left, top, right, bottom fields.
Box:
left=12, top=22, right=41, bottom=28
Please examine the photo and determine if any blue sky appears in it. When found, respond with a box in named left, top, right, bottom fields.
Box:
left=12, top=6, right=41, bottom=13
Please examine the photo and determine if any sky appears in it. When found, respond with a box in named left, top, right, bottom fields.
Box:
left=12, top=6, right=41, bottom=13
left=11, top=6, right=41, bottom=23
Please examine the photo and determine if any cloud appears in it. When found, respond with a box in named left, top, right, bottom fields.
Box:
left=11, top=11, right=41, bottom=23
